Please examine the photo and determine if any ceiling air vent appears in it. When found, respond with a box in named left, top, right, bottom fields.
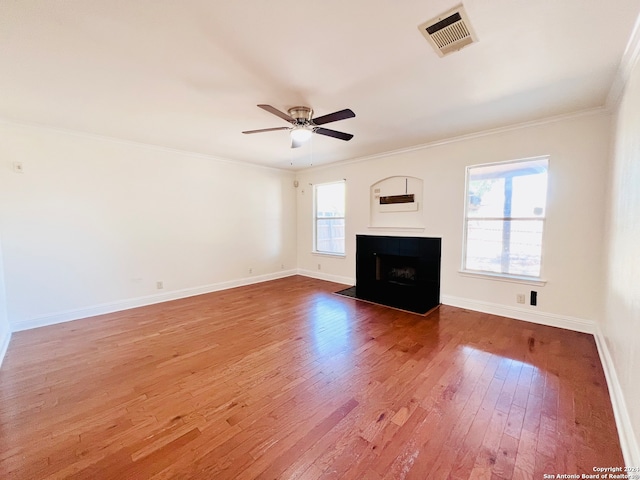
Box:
left=418, top=5, right=478, bottom=57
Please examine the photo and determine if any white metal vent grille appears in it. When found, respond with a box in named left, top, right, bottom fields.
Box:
left=418, top=5, right=478, bottom=57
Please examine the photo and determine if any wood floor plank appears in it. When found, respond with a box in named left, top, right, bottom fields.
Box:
left=0, top=276, right=625, bottom=479
left=248, top=398, right=359, bottom=480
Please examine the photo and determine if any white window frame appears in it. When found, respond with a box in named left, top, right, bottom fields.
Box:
left=461, top=156, right=549, bottom=285
left=313, top=181, right=346, bottom=256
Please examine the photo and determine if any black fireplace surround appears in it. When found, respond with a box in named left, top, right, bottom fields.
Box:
left=356, top=235, right=441, bottom=314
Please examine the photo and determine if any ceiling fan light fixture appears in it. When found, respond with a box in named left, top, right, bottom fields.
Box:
left=290, top=126, right=313, bottom=143
left=243, top=104, right=355, bottom=146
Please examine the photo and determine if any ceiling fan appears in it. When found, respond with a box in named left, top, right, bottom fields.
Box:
left=242, top=104, right=355, bottom=148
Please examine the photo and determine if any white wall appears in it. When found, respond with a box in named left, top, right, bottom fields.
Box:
left=602, top=42, right=640, bottom=465
left=0, top=111, right=614, bottom=367
left=0, top=235, right=10, bottom=366
left=0, top=122, right=297, bottom=331
left=296, top=112, right=611, bottom=332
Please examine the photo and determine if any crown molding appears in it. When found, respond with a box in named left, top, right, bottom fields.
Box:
left=606, top=12, right=640, bottom=109
left=0, top=102, right=613, bottom=177
left=0, top=117, right=293, bottom=174
left=295, top=106, right=609, bottom=173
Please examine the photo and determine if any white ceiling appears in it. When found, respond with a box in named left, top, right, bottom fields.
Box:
left=1, top=1, right=639, bottom=170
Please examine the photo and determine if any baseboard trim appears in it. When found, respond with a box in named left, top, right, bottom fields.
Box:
left=10, top=270, right=298, bottom=332
left=441, top=295, right=596, bottom=334
left=0, top=330, right=11, bottom=368
left=297, top=269, right=354, bottom=286
left=594, top=327, right=640, bottom=468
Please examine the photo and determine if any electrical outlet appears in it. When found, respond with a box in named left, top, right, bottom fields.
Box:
left=249, top=268, right=253, bottom=274
left=516, top=294, right=525, bottom=304
left=156, top=281, right=163, bottom=289
left=317, top=264, right=321, bottom=270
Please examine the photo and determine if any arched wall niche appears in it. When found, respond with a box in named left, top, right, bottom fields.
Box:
left=369, top=176, right=424, bottom=229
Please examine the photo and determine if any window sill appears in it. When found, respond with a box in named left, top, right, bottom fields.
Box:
left=458, top=270, right=547, bottom=286
left=312, top=252, right=346, bottom=259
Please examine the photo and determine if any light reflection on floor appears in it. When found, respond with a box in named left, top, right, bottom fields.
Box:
left=461, top=344, right=536, bottom=370
left=309, top=296, right=353, bottom=358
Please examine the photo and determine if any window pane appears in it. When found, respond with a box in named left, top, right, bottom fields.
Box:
left=465, top=219, right=503, bottom=273
left=316, top=218, right=345, bottom=254
left=464, top=157, right=548, bottom=279
left=467, top=178, right=505, bottom=218
left=511, top=172, right=548, bottom=218
left=315, top=182, right=345, bottom=254
left=467, top=158, right=548, bottom=219
left=316, top=183, right=345, bottom=218
left=508, top=220, right=544, bottom=276
left=465, top=219, right=543, bottom=276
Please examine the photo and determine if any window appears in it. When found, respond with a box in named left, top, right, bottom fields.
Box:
left=463, top=157, right=549, bottom=278
left=314, top=181, right=345, bottom=255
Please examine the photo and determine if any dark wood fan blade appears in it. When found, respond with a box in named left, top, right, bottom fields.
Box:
left=312, top=108, right=355, bottom=125
left=314, top=127, right=354, bottom=141
left=257, top=104, right=294, bottom=122
left=242, top=127, right=290, bottom=134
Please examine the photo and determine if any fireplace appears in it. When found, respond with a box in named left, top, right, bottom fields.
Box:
left=376, top=254, right=419, bottom=285
left=355, top=235, right=441, bottom=314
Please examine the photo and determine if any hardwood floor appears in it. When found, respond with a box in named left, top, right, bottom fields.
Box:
left=0, top=276, right=623, bottom=479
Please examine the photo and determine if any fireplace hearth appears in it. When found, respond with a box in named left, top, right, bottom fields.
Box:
left=355, top=235, right=441, bottom=314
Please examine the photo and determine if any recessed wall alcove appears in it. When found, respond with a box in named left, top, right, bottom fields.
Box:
left=369, top=176, right=424, bottom=229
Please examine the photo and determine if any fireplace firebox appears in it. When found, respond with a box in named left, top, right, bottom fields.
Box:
left=356, top=235, right=441, bottom=314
